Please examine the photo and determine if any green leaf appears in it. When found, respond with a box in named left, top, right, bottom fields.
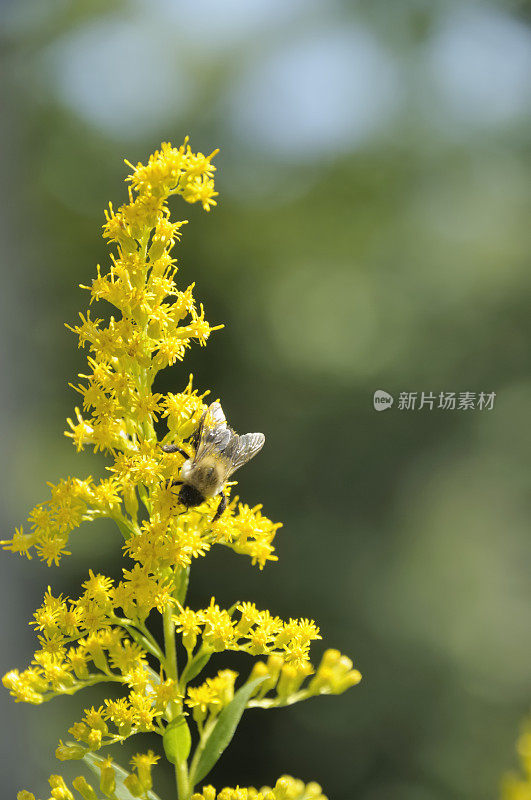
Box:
left=191, top=676, right=267, bottom=785
left=163, top=717, right=192, bottom=764
left=144, top=664, right=162, bottom=685
left=174, top=566, right=190, bottom=606
left=123, top=626, right=161, bottom=660
left=84, top=752, right=162, bottom=800
left=181, top=649, right=212, bottom=685
left=113, top=517, right=136, bottom=541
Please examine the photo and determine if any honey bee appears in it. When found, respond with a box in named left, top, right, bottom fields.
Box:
left=162, top=401, right=265, bottom=521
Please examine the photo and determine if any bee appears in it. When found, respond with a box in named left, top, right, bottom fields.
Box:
left=161, top=401, right=265, bottom=522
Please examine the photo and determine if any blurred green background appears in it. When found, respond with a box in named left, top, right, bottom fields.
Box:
left=1, top=1, right=531, bottom=798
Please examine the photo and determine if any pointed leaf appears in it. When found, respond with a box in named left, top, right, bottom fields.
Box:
left=163, top=717, right=192, bottom=764
left=192, top=676, right=266, bottom=785
left=84, top=752, right=162, bottom=800
left=182, top=650, right=212, bottom=685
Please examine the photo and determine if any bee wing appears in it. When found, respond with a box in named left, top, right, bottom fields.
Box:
left=224, top=432, right=265, bottom=477
left=203, top=401, right=227, bottom=428
left=193, top=402, right=232, bottom=463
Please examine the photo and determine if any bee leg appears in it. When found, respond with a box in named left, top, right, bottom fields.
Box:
left=166, top=479, right=183, bottom=489
left=161, top=444, right=189, bottom=458
left=212, top=491, right=227, bottom=523
left=190, top=410, right=207, bottom=451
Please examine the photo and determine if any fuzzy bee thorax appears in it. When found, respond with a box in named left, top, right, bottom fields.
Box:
left=180, top=456, right=224, bottom=498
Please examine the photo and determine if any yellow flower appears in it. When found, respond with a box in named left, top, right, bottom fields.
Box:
left=202, top=599, right=237, bottom=651
left=34, top=534, right=71, bottom=567
left=187, top=670, right=238, bottom=721
left=81, top=571, right=114, bottom=604
left=0, top=526, right=35, bottom=559
left=130, top=750, right=160, bottom=791
left=128, top=690, right=157, bottom=731
left=3, top=669, right=44, bottom=704
left=173, top=607, right=204, bottom=652
left=108, top=640, right=146, bottom=674
left=83, top=706, right=108, bottom=734
left=153, top=678, right=182, bottom=712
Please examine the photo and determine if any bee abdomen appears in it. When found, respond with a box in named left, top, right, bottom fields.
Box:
left=190, top=462, right=223, bottom=496
left=178, top=484, right=205, bottom=508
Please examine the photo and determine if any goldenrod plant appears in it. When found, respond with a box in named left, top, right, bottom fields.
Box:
left=2, top=140, right=361, bottom=800
left=501, top=719, right=531, bottom=800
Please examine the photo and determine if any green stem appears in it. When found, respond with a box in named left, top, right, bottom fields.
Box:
left=163, top=601, right=191, bottom=800
left=247, top=689, right=311, bottom=708
left=175, top=760, right=190, bottom=800
left=40, top=674, right=124, bottom=702
left=163, top=603, right=178, bottom=685
left=188, top=716, right=217, bottom=787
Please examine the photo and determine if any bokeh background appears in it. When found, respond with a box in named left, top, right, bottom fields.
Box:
left=1, top=1, right=531, bottom=798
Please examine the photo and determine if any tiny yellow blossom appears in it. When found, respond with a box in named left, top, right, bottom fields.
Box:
left=130, top=750, right=160, bottom=792
left=187, top=669, right=238, bottom=722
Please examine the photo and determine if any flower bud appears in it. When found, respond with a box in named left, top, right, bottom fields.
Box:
left=198, top=788, right=216, bottom=800
left=308, top=666, right=334, bottom=694
left=216, top=670, right=237, bottom=706
left=123, top=484, right=139, bottom=517
left=182, top=630, right=197, bottom=653
left=305, top=782, right=325, bottom=797
left=72, top=777, right=99, bottom=800
left=99, top=760, right=116, bottom=798
left=136, top=762, right=154, bottom=791
left=277, top=662, right=313, bottom=699
left=320, top=649, right=341, bottom=669
left=55, top=743, right=86, bottom=761
left=86, top=729, right=103, bottom=751
left=49, top=775, right=74, bottom=800
left=248, top=661, right=269, bottom=697
left=124, top=774, right=144, bottom=797
left=331, top=669, right=362, bottom=694
left=191, top=704, right=207, bottom=725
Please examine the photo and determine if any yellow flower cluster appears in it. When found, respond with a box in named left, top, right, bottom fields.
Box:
left=3, top=141, right=361, bottom=800
left=1, top=477, right=122, bottom=566
left=246, top=648, right=361, bottom=710
left=3, top=571, right=181, bottom=751
left=187, top=669, right=238, bottom=723
left=175, top=600, right=321, bottom=667
left=18, top=773, right=324, bottom=800
left=184, top=646, right=360, bottom=731
left=17, top=751, right=160, bottom=800
left=3, top=393, right=280, bottom=572
left=191, top=776, right=328, bottom=800
left=2, top=138, right=280, bottom=573
left=501, top=720, right=531, bottom=800
left=122, top=478, right=281, bottom=572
